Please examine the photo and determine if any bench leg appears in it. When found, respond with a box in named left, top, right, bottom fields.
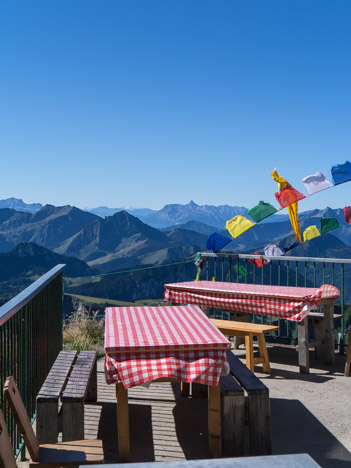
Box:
left=208, top=385, right=221, bottom=458
left=248, top=392, right=272, bottom=455
left=298, top=316, right=310, bottom=374
left=36, top=401, right=59, bottom=444
left=221, top=390, right=245, bottom=456
left=245, top=334, right=254, bottom=372
left=116, top=383, right=130, bottom=462
left=257, top=334, right=271, bottom=374
left=312, top=318, right=324, bottom=359
left=62, top=401, right=84, bottom=441
left=85, top=358, right=98, bottom=402
left=323, top=304, right=335, bottom=365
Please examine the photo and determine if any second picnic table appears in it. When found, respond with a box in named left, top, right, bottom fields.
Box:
left=104, top=304, right=231, bottom=461
left=164, top=280, right=340, bottom=373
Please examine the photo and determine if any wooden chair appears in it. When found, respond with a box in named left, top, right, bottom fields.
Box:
left=3, top=376, right=104, bottom=468
left=0, top=408, right=17, bottom=468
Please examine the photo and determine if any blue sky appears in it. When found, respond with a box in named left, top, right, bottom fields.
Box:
left=1, top=1, right=350, bottom=211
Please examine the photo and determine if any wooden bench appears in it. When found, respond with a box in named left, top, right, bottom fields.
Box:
left=222, top=349, right=272, bottom=456
left=36, top=350, right=97, bottom=444
left=210, top=319, right=279, bottom=373
left=36, top=350, right=77, bottom=444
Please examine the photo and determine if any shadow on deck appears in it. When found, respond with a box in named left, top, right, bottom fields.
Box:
left=69, top=348, right=351, bottom=467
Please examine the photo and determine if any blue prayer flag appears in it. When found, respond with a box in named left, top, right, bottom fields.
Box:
left=281, top=241, right=299, bottom=253
left=331, top=161, right=351, bottom=185
left=206, top=232, right=232, bottom=253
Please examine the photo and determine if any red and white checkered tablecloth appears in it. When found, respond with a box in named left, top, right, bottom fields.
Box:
left=104, top=305, right=230, bottom=388
left=164, top=281, right=340, bottom=322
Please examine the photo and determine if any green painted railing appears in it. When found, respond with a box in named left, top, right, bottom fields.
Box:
left=0, top=264, right=65, bottom=457
left=199, top=252, right=351, bottom=350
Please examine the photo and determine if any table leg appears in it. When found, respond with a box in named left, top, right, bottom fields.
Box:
left=116, top=383, right=130, bottom=462
left=208, top=384, right=221, bottom=458
left=257, top=333, right=271, bottom=373
left=245, top=334, right=254, bottom=372
left=323, top=303, right=335, bottom=365
left=298, top=316, right=310, bottom=374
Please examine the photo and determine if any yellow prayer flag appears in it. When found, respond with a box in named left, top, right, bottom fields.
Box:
left=271, top=168, right=302, bottom=244
left=303, top=225, right=321, bottom=242
left=226, top=215, right=256, bottom=238
left=271, top=168, right=288, bottom=190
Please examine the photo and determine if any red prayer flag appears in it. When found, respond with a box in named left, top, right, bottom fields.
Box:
left=345, top=206, right=351, bottom=224
left=248, top=253, right=267, bottom=269
left=274, top=185, right=306, bottom=209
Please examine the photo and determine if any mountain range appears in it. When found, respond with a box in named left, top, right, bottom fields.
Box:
left=0, top=242, right=96, bottom=299
left=0, top=198, right=350, bottom=301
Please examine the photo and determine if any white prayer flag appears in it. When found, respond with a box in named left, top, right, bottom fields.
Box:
left=302, top=171, right=332, bottom=196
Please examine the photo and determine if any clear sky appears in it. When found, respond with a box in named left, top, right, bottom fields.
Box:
left=1, top=1, right=350, bottom=211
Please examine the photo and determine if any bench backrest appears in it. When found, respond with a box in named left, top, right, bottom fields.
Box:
left=0, top=409, right=17, bottom=468
left=3, top=377, right=39, bottom=462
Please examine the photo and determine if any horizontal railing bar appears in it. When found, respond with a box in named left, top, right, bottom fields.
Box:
left=0, top=264, right=66, bottom=326
left=200, top=252, right=351, bottom=265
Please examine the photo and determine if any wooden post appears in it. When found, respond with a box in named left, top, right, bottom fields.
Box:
left=257, top=333, right=271, bottom=374
left=323, top=303, right=335, bottom=365
left=248, top=392, right=272, bottom=455
left=311, top=316, right=324, bottom=359
left=245, top=334, right=254, bottom=372
left=116, top=383, right=130, bottom=462
left=298, top=316, right=310, bottom=374
left=208, top=385, right=221, bottom=458
left=220, top=375, right=245, bottom=456
left=62, top=401, right=84, bottom=441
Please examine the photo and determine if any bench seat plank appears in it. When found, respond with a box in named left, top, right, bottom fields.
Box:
left=61, top=351, right=97, bottom=441
left=36, top=351, right=77, bottom=444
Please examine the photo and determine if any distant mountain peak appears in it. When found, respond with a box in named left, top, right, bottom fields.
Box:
left=0, top=197, right=42, bottom=213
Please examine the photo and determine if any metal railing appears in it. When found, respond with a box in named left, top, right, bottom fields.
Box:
left=199, top=252, right=351, bottom=349
left=0, top=264, right=65, bottom=457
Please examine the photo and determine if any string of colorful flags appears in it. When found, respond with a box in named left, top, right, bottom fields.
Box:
left=206, top=160, right=351, bottom=257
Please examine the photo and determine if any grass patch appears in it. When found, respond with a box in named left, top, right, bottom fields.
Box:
left=63, top=307, right=105, bottom=357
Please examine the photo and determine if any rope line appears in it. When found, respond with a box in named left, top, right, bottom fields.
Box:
left=63, top=256, right=197, bottom=281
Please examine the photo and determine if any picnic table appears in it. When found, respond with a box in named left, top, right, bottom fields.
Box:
left=164, top=281, right=340, bottom=373
left=104, top=304, right=231, bottom=461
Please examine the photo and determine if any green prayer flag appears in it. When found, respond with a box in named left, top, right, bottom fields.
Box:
left=233, top=264, right=247, bottom=280
left=248, top=201, right=278, bottom=223
left=320, top=217, right=340, bottom=235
